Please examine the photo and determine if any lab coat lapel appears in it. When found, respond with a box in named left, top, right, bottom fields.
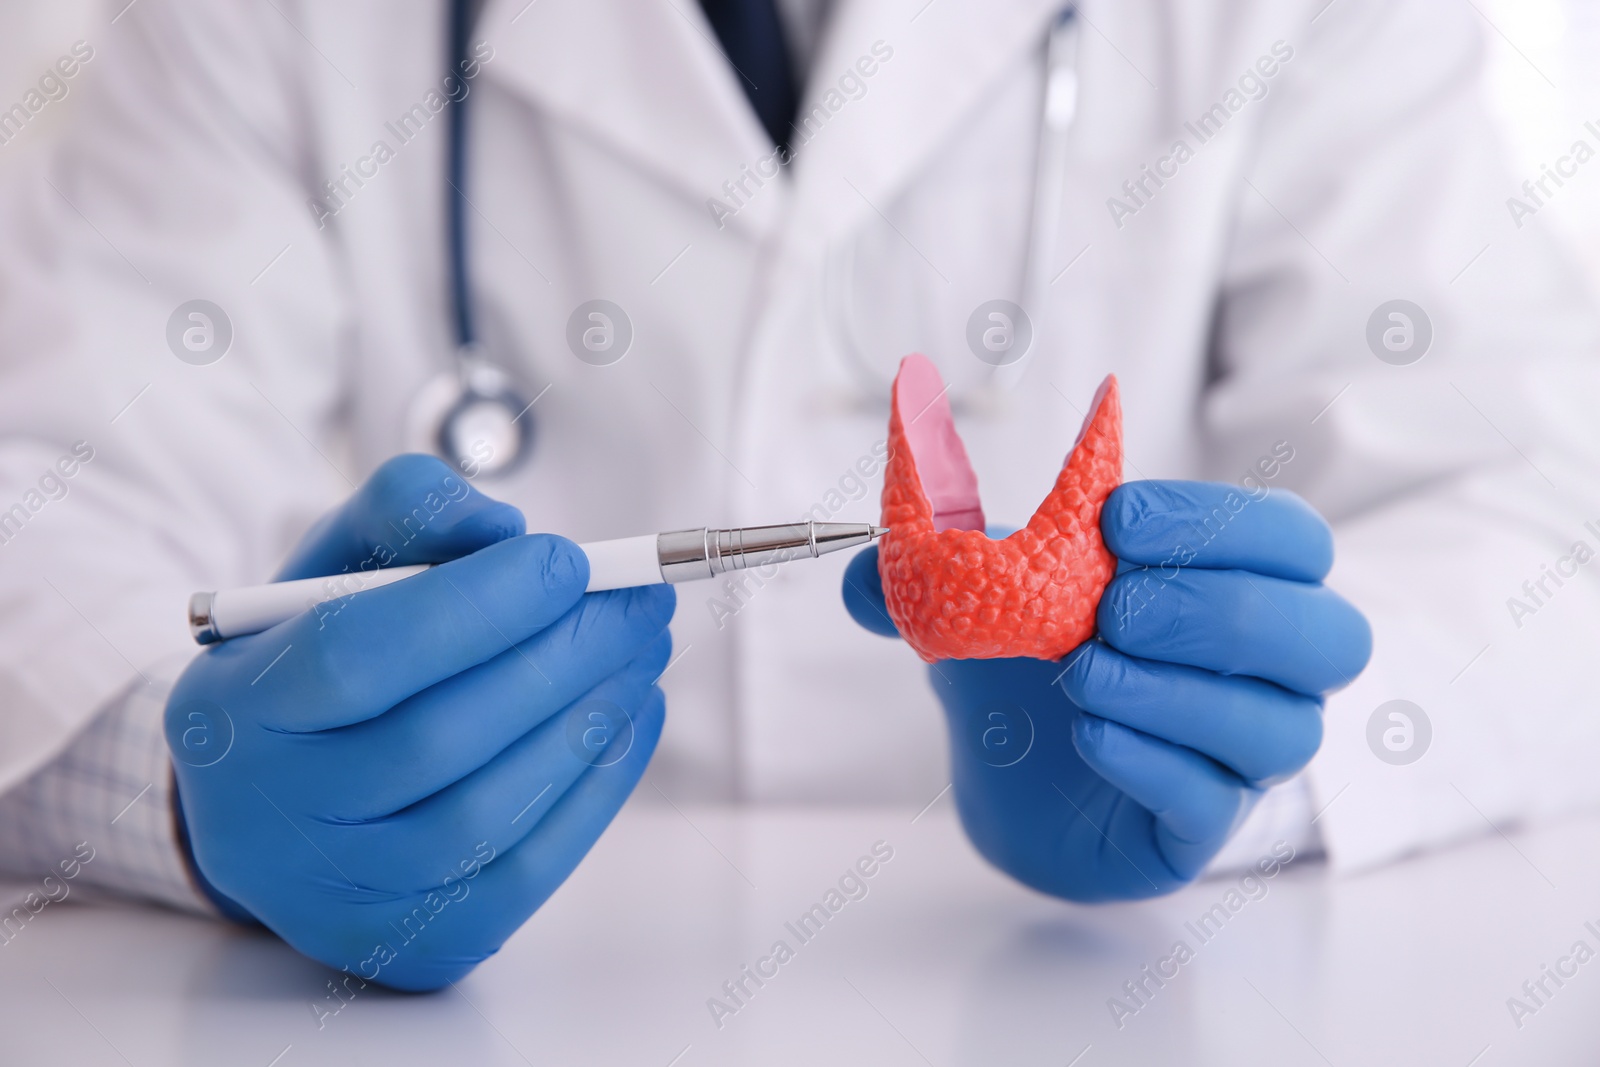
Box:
left=477, top=0, right=780, bottom=232
left=791, top=0, right=1067, bottom=245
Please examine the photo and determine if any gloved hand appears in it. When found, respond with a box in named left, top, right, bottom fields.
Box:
left=843, top=480, right=1371, bottom=900
left=167, top=455, right=673, bottom=990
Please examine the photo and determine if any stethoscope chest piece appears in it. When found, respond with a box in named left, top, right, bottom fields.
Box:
left=406, top=351, right=534, bottom=478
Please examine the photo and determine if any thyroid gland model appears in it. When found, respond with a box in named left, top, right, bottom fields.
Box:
left=877, top=354, right=1123, bottom=663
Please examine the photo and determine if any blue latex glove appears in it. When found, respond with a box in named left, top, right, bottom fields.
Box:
left=843, top=480, right=1371, bottom=900
left=167, top=455, right=674, bottom=990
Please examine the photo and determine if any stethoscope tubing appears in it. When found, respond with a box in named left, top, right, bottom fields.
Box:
left=447, top=0, right=478, bottom=351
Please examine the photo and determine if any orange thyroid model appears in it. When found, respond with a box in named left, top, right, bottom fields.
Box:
left=877, top=355, right=1123, bottom=663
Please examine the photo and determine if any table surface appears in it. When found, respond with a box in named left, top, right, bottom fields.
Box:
left=2, top=800, right=1598, bottom=1066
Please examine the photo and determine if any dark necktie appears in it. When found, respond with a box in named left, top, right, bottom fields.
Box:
left=699, top=0, right=799, bottom=150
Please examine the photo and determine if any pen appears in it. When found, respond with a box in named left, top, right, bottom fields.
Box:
left=187, top=521, right=888, bottom=644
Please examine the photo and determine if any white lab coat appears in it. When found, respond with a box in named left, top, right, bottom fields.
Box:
left=0, top=0, right=1597, bottom=875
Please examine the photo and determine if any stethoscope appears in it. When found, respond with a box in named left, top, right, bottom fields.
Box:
left=826, top=7, right=1080, bottom=409
left=407, top=0, right=538, bottom=479
left=414, top=3, right=1079, bottom=475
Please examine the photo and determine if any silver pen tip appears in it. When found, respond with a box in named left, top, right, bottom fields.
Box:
left=870, top=526, right=890, bottom=539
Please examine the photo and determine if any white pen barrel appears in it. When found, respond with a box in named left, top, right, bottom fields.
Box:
left=196, top=537, right=664, bottom=643
left=581, top=534, right=663, bottom=592
left=207, top=564, right=431, bottom=640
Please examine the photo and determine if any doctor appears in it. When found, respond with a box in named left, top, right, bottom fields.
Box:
left=0, top=0, right=1596, bottom=991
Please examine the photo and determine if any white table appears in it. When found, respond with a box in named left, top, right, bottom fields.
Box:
left=3, top=801, right=1598, bottom=1066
